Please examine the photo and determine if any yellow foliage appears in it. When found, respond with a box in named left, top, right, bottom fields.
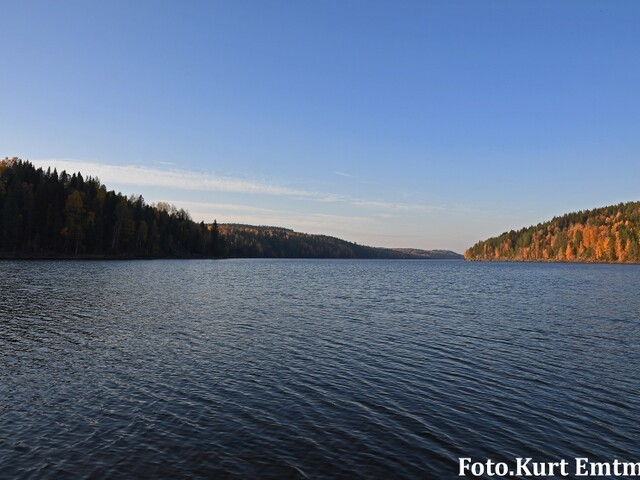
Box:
left=565, top=244, right=574, bottom=260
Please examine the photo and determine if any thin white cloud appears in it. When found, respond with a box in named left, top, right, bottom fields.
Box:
left=351, top=199, right=440, bottom=212
left=33, top=158, right=439, bottom=212
left=165, top=200, right=280, bottom=215
left=334, top=171, right=356, bottom=178
left=169, top=200, right=374, bottom=225
left=167, top=200, right=378, bottom=239
left=35, top=159, right=314, bottom=197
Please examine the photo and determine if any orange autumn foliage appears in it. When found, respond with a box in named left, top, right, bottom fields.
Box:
left=465, top=202, right=640, bottom=263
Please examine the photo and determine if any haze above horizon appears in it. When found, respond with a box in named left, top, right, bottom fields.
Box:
left=2, top=1, right=639, bottom=252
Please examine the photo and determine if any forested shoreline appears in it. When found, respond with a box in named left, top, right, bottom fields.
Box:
left=465, top=202, right=640, bottom=263
left=220, top=224, right=462, bottom=259
left=1, top=158, right=460, bottom=260
left=0, top=158, right=223, bottom=258
left=10, top=157, right=637, bottom=264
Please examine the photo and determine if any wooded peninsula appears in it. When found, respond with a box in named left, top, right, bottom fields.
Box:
left=465, top=202, right=640, bottom=263
left=0, top=158, right=461, bottom=260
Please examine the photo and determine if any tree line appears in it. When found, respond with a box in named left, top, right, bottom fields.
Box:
left=219, top=224, right=419, bottom=259
left=1, top=157, right=456, bottom=260
left=0, top=158, right=223, bottom=257
left=465, top=202, right=640, bottom=263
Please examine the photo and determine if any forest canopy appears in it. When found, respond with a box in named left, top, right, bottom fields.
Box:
left=0, top=158, right=222, bottom=258
left=465, top=202, right=640, bottom=263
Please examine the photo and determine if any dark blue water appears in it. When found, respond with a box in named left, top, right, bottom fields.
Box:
left=1, top=259, right=639, bottom=479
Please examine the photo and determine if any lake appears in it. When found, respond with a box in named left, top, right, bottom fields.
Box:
left=1, top=259, right=639, bottom=478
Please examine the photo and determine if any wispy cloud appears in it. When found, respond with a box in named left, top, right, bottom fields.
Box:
left=334, top=171, right=355, bottom=178
left=166, top=200, right=280, bottom=216
left=33, top=158, right=439, bottom=213
left=36, top=159, right=315, bottom=197
left=351, top=199, right=441, bottom=212
left=27, top=158, right=472, bottom=250
left=171, top=200, right=376, bottom=234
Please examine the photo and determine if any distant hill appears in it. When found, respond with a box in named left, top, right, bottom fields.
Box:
left=219, top=224, right=462, bottom=259
left=465, top=202, right=640, bottom=263
left=392, top=248, right=463, bottom=259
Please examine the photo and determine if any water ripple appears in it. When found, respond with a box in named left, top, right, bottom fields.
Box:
left=1, top=259, right=640, bottom=478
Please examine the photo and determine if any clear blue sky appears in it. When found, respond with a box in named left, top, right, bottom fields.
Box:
left=2, top=1, right=639, bottom=252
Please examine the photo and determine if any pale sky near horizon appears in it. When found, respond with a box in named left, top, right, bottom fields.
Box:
left=2, top=1, right=639, bottom=252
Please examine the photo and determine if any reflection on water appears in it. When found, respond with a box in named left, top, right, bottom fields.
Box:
left=1, top=259, right=640, bottom=478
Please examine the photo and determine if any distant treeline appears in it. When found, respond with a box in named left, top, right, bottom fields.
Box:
left=465, top=202, right=640, bottom=263
left=0, top=158, right=223, bottom=258
left=219, top=224, right=418, bottom=259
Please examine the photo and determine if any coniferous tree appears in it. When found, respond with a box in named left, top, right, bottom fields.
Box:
left=0, top=158, right=225, bottom=258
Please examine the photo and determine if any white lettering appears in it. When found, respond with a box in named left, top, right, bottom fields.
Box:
left=485, top=459, right=496, bottom=476
left=459, top=458, right=471, bottom=476
left=575, top=458, right=589, bottom=476
left=494, top=462, right=508, bottom=476
left=558, top=459, right=569, bottom=476
left=590, top=462, right=610, bottom=477
left=516, top=457, right=533, bottom=476
left=459, top=456, right=640, bottom=477
left=623, top=461, right=640, bottom=476
left=471, top=462, right=484, bottom=476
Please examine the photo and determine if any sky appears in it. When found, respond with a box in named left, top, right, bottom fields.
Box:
left=2, top=1, right=639, bottom=252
